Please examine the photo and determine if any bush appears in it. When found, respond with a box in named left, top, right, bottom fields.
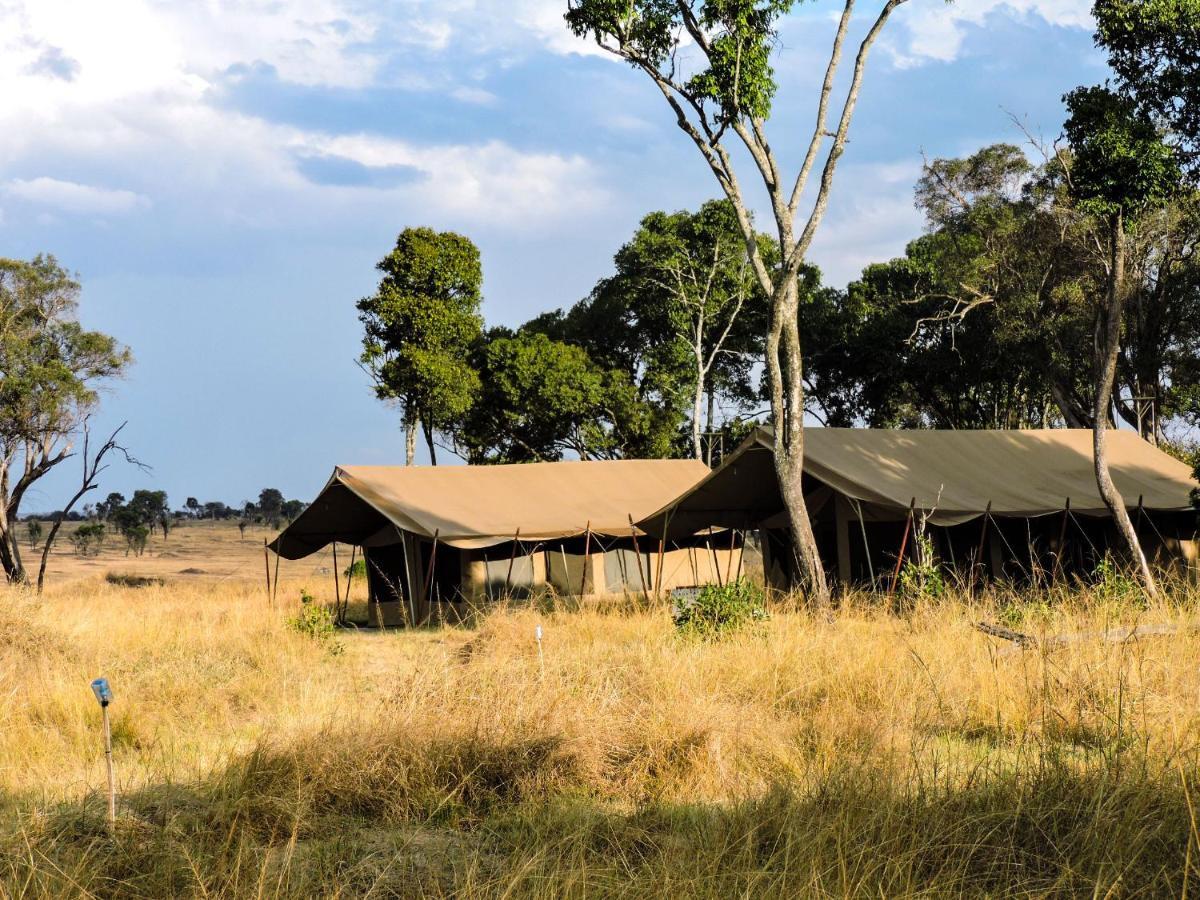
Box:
left=344, top=558, right=367, bottom=580
left=898, top=533, right=946, bottom=600
left=70, top=523, right=105, bottom=557
left=672, top=578, right=768, bottom=639
left=287, top=589, right=344, bottom=655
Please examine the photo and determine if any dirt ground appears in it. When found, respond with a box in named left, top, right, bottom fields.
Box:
left=30, top=518, right=341, bottom=589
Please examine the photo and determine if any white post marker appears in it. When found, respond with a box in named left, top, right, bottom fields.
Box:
left=535, top=623, right=545, bottom=681
left=90, top=678, right=116, bottom=827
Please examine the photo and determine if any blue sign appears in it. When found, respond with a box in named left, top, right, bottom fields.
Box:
left=90, top=678, right=113, bottom=706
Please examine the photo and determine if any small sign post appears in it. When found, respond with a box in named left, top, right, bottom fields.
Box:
left=90, top=678, right=116, bottom=827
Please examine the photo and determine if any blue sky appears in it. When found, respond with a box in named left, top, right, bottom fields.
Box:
left=1, top=0, right=1104, bottom=512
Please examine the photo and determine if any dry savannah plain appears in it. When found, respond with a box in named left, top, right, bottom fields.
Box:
left=0, top=519, right=1198, bottom=897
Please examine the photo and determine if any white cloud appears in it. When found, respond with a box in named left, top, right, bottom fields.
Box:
left=3, top=177, right=150, bottom=214
left=888, top=0, right=1092, bottom=67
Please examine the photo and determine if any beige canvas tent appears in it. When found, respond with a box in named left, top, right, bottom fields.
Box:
left=272, top=458, right=746, bottom=624
left=639, top=427, right=1199, bottom=588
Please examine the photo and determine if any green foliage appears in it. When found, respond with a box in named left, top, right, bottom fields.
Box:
left=672, top=578, right=769, bottom=639
left=69, top=523, right=105, bottom=557
left=1094, top=0, right=1200, bottom=178
left=358, top=228, right=484, bottom=445
left=1093, top=554, right=1144, bottom=604
left=459, top=330, right=645, bottom=462
left=566, top=0, right=795, bottom=124
left=122, top=525, right=149, bottom=557
left=288, top=589, right=344, bottom=655
left=345, top=558, right=367, bottom=580
left=1063, top=86, right=1181, bottom=218
left=898, top=533, right=946, bottom=600
left=25, top=520, right=42, bottom=550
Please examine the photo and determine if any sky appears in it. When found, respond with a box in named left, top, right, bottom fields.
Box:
left=0, top=0, right=1107, bottom=512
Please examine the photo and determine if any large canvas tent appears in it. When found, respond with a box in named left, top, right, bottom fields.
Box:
left=639, top=427, right=1200, bottom=588
left=272, top=458, right=746, bottom=623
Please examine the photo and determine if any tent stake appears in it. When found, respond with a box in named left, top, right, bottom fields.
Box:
left=888, top=498, right=917, bottom=596
left=504, top=528, right=521, bottom=597
left=579, top=521, right=592, bottom=598
left=627, top=514, right=650, bottom=602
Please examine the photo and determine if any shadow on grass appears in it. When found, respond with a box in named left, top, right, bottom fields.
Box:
left=1, top=726, right=1196, bottom=898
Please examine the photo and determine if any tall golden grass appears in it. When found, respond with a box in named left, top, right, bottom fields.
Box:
left=2, top=567, right=1200, bottom=897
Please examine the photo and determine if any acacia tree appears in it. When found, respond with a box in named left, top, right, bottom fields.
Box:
left=1062, top=86, right=1181, bottom=597
left=358, top=228, right=484, bottom=465
left=565, top=0, right=909, bottom=601
left=0, top=255, right=132, bottom=585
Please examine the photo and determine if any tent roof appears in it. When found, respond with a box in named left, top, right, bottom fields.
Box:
left=272, top=458, right=711, bottom=559
left=640, top=426, right=1198, bottom=537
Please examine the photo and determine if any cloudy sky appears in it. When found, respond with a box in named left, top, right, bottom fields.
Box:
left=1, top=0, right=1104, bottom=511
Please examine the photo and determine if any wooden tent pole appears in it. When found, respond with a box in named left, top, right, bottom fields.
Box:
left=888, top=498, right=917, bottom=596
left=332, top=542, right=341, bottom=617
left=579, top=521, right=592, bottom=597
left=1052, top=498, right=1071, bottom=583
left=708, top=530, right=724, bottom=586
left=971, top=501, right=993, bottom=594
left=734, top=531, right=745, bottom=581
left=263, top=538, right=272, bottom=607
left=271, top=540, right=281, bottom=607
left=398, top=534, right=416, bottom=627
left=725, top=526, right=737, bottom=584
left=628, top=514, right=650, bottom=602
left=654, top=537, right=666, bottom=599
left=422, top=529, right=440, bottom=623
left=342, top=544, right=357, bottom=623
left=504, top=527, right=521, bottom=596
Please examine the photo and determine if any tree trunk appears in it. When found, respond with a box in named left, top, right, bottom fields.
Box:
left=423, top=419, right=438, bottom=466
left=1092, top=212, right=1157, bottom=598
left=0, top=521, right=26, bottom=585
left=691, top=361, right=705, bottom=462
left=769, top=278, right=829, bottom=604
left=405, top=417, right=417, bottom=466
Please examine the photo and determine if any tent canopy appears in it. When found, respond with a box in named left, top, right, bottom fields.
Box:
left=272, top=458, right=710, bottom=559
left=640, top=427, right=1198, bottom=538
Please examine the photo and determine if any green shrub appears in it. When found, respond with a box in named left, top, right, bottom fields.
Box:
left=287, top=589, right=344, bottom=655
left=344, top=558, right=367, bottom=580
left=672, top=578, right=768, bottom=639
left=1093, top=554, right=1144, bottom=605
left=70, top=523, right=105, bottom=557
left=898, top=533, right=946, bottom=600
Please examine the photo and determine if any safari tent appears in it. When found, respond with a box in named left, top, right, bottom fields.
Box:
left=638, top=427, right=1200, bottom=590
left=271, top=458, right=748, bottom=624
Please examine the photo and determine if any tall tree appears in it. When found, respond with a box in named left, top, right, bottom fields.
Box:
left=609, top=200, right=770, bottom=460
left=1094, top=0, right=1200, bottom=177
left=565, top=0, right=909, bottom=602
left=1063, top=85, right=1181, bottom=596
left=358, top=228, right=484, bottom=465
left=0, top=255, right=131, bottom=584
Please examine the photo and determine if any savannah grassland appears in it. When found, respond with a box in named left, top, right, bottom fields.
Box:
left=3, top=521, right=1200, bottom=897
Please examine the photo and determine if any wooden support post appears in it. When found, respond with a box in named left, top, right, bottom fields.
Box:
left=708, top=530, right=724, bottom=586
left=342, top=545, right=357, bottom=623
left=504, top=528, right=521, bottom=596
left=655, top=537, right=666, bottom=599
left=888, top=499, right=917, bottom=596
left=263, top=538, right=272, bottom=607
left=422, top=529, right=440, bottom=624
left=271, top=540, right=281, bottom=607
left=332, top=542, right=341, bottom=617
left=835, top=496, right=852, bottom=590
left=734, top=531, right=745, bottom=581
left=725, top=527, right=737, bottom=585
left=628, top=514, right=650, bottom=601
left=579, top=522, right=592, bottom=597
left=1052, top=498, right=1071, bottom=582
left=971, top=501, right=993, bottom=594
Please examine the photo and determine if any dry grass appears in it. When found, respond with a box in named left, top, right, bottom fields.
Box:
left=2, top=522, right=1200, bottom=896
